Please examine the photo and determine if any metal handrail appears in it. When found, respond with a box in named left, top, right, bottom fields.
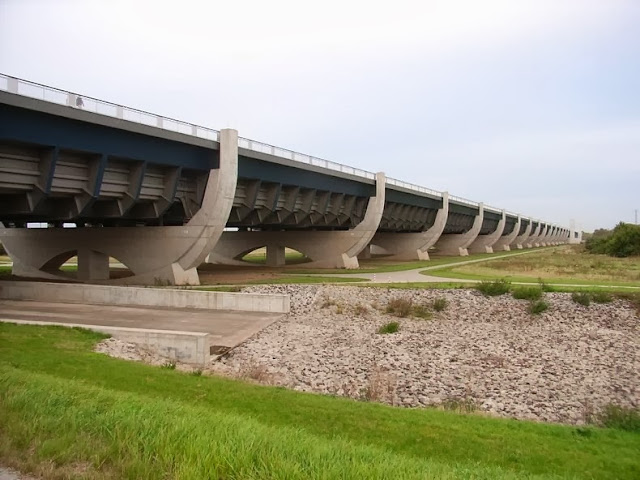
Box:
left=0, top=73, right=220, bottom=141
left=237, top=137, right=376, bottom=180
left=449, top=195, right=478, bottom=207
left=386, top=177, right=442, bottom=197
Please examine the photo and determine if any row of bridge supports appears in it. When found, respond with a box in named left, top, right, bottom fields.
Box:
left=0, top=129, right=571, bottom=285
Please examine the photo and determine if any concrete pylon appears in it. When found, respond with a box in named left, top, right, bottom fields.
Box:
left=207, top=173, right=386, bottom=269
left=0, top=129, right=239, bottom=285
left=468, top=209, right=506, bottom=254
left=492, top=215, right=522, bottom=252
left=512, top=219, right=532, bottom=249
left=433, top=203, right=484, bottom=256
left=535, top=224, right=549, bottom=247
left=368, top=192, right=449, bottom=260
left=525, top=222, right=542, bottom=248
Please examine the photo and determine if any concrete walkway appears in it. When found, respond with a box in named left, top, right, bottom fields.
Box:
left=305, top=250, right=541, bottom=284
left=0, top=300, right=282, bottom=349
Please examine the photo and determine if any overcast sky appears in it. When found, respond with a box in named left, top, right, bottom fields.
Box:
left=1, top=0, right=639, bottom=231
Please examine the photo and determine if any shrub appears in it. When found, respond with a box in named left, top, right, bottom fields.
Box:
left=538, top=278, right=555, bottom=292
left=512, top=286, right=543, bottom=301
left=412, top=305, right=433, bottom=320
left=161, top=360, right=176, bottom=370
left=585, top=222, right=640, bottom=257
left=476, top=279, right=511, bottom=296
left=528, top=300, right=549, bottom=315
left=590, top=291, right=613, bottom=304
left=597, top=404, right=640, bottom=432
left=572, top=292, right=591, bottom=307
left=432, top=298, right=448, bottom=312
left=378, top=321, right=400, bottom=334
left=353, top=303, right=369, bottom=316
left=386, top=298, right=413, bottom=317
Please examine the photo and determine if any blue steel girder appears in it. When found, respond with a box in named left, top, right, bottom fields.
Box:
left=0, top=103, right=216, bottom=225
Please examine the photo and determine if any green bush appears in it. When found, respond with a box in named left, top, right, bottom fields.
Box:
left=385, top=298, right=413, bottom=317
left=512, top=286, right=543, bottom=301
left=432, top=298, right=448, bottom=312
left=476, top=279, right=511, bottom=296
left=572, top=292, right=591, bottom=307
left=590, top=291, right=613, bottom=304
left=597, top=404, right=640, bottom=432
left=377, top=321, right=399, bottom=334
left=585, top=222, right=640, bottom=257
left=528, top=300, right=549, bottom=315
left=537, top=278, right=555, bottom=292
left=411, top=305, right=433, bottom=320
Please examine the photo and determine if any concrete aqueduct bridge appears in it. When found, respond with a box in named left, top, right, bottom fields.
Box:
left=0, top=74, right=571, bottom=285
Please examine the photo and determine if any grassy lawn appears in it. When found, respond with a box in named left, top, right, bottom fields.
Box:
left=1, top=324, right=639, bottom=479
left=196, top=275, right=370, bottom=288
left=424, top=245, right=640, bottom=287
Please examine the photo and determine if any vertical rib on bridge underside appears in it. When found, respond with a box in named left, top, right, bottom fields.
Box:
left=207, top=173, right=386, bottom=269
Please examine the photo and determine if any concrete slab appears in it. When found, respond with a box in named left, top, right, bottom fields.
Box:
left=0, top=300, right=282, bottom=351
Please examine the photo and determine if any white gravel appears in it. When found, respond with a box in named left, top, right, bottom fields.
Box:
left=96, top=285, right=639, bottom=425
left=211, top=285, right=639, bottom=425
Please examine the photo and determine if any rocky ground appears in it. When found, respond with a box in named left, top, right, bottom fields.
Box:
left=98, top=285, right=639, bottom=425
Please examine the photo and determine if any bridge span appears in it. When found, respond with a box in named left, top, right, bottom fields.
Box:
left=0, top=74, right=573, bottom=285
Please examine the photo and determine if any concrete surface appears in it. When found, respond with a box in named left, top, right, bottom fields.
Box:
left=0, top=281, right=290, bottom=313
left=0, top=300, right=283, bottom=365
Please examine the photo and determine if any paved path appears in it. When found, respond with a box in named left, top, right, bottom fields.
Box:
left=0, top=300, right=282, bottom=348
left=304, top=250, right=541, bottom=284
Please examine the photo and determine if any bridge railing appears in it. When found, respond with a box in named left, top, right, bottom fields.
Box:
left=449, top=195, right=478, bottom=207
left=0, top=73, right=220, bottom=142
left=386, top=177, right=442, bottom=197
left=238, top=137, right=376, bottom=180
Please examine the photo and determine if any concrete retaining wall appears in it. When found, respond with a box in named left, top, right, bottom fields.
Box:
left=0, top=281, right=290, bottom=313
left=1, top=319, right=210, bottom=366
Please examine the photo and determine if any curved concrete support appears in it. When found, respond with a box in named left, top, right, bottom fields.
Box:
left=534, top=224, right=549, bottom=247
left=207, top=173, right=386, bottom=269
left=492, top=215, right=522, bottom=252
left=525, top=222, right=542, bottom=248
left=512, top=220, right=532, bottom=249
left=468, top=209, right=506, bottom=254
left=433, top=203, right=484, bottom=256
left=0, top=129, right=239, bottom=285
left=368, top=192, right=449, bottom=260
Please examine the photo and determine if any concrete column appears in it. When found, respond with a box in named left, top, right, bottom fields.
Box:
left=433, top=202, right=484, bottom=256
left=0, top=129, right=239, bottom=285
left=525, top=222, right=542, bottom=248
left=369, top=192, right=449, bottom=260
left=77, top=248, right=109, bottom=281
left=492, top=215, right=522, bottom=251
left=512, top=219, right=532, bottom=249
left=266, top=245, right=285, bottom=267
left=468, top=209, right=506, bottom=254
left=535, top=224, right=549, bottom=247
left=208, top=173, right=386, bottom=269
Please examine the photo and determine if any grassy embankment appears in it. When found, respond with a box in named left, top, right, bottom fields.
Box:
left=424, top=245, right=640, bottom=288
left=1, top=323, right=639, bottom=479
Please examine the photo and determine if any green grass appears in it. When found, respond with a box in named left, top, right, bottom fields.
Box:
left=528, top=300, right=550, bottom=315
left=377, top=321, right=400, bottom=334
left=195, top=275, right=370, bottom=288
left=512, top=286, right=543, bottom=301
left=476, top=279, right=512, bottom=296
left=572, top=292, right=592, bottom=307
left=1, top=324, right=639, bottom=479
left=424, top=246, right=640, bottom=287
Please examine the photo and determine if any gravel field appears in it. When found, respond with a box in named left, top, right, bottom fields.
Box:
left=98, top=285, right=639, bottom=425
